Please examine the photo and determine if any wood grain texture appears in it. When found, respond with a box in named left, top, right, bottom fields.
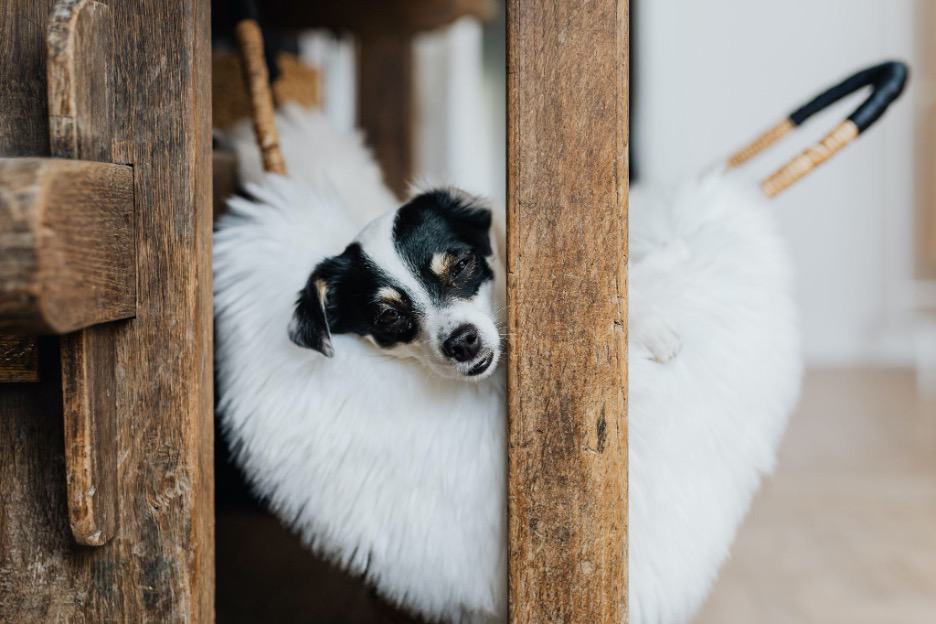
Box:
left=506, top=1, right=629, bottom=622
left=48, top=0, right=121, bottom=547
left=0, top=158, right=134, bottom=334
left=357, top=33, right=413, bottom=199
left=60, top=324, right=118, bottom=545
left=263, top=0, right=496, bottom=35
left=0, top=0, right=214, bottom=621
left=47, top=0, right=112, bottom=163
left=0, top=0, right=52, bottom=381
left=0, top=336, right=39, bottom=382
left=0, top=1, right=51, bottom=157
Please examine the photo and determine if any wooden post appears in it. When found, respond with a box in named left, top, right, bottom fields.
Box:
left=0, top=0, right=51, bottom=383
left=0, top=0, right=214, bottom=620
left=506, top=1, right=629, bottom=623
left=0, top=158, right=135, bottom=335
left=47, top=0, right=126, bottom=548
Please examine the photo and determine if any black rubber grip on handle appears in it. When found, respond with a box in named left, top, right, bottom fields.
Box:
left=788, top=61, right=909, bottom=133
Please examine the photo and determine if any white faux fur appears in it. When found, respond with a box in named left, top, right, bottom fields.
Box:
left=627, top=175, right=801, bottom=622
left=215, top=106, right=802, bottom=623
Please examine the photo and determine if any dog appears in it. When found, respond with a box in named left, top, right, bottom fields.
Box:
left=286, top=184, right=686, bottom=374
left=287, top=188, right=505, bottom=381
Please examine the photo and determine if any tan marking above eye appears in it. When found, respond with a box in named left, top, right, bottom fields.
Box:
left=430, top=252, right=451, bottom=276
left=376, top=286, right=403, bottom=303
left=314, top=279, right=329, bottom=304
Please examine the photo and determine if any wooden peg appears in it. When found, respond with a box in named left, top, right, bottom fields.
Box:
left=48, top=0, right=127, bottom=547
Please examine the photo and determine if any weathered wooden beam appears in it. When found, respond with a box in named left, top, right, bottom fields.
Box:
left=60, top=323, right=119, bottom=545
left=47, top=0, right=114, bottom=164
left=48, top=0, right=120, bottom=548
left=0, top=0, right=53, bottom=382
left=357, top=33, right=414, bottom=199
left=0, top=157, right=135, bottom=335
left=0, top=335, right=39, bottom=383
left=506, top=1, right=629, bottom=623
left=0, top=0, right=214, bottom=619
left=262, top=0, right=495, bottom=35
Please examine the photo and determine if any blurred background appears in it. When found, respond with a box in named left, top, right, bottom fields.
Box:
left=632, top=3, right=936, bottom=622
left=214, top=1, right=936, bottom=621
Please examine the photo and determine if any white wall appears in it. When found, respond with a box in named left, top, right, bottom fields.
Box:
left=414, top=18, right=500, bottom=202
left=636, top=0, right=928, bottom=366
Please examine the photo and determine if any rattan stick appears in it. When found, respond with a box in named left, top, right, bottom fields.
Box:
left=235, top=19, right=287, bottom=175
left=726, top=118, right=795, bottom=169
left=761, top=121, right=858, bottom=198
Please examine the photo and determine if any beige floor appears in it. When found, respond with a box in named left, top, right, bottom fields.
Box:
left=695, top=369, right=936, bottom=624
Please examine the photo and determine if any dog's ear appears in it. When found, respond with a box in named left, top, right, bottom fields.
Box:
left=288, top=259, right=342, bottom=357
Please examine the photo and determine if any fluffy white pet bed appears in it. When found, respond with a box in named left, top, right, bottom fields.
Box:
left=215, top=105, right=799, bottom=623
left=627, top=177, right=800, bottom=622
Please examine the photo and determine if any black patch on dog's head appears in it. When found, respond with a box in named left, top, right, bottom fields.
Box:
left=392, top=190, right=494, bottom=303
left=289, top=243, right=421, bottom=355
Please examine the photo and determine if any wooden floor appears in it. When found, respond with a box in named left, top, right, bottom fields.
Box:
left=695, top=369, right=936, bottom=624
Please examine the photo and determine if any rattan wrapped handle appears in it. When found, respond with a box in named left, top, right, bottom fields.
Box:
left=728, top=61, right=908, bottom=197
left=235, top=14, right=287, bottom=175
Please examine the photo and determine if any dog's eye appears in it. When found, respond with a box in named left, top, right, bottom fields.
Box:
left=376, top=307, right=400, bottom=327
left=451, top=254, right=473, bottom=278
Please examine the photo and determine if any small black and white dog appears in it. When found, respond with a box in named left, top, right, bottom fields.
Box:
left=288, top=188, right=504, bottom=381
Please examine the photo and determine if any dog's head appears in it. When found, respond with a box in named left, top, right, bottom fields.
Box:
left=288, top=189, right=503, bottom=380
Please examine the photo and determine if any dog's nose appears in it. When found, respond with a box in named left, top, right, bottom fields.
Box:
left=442, top=324, right=481, bottom=362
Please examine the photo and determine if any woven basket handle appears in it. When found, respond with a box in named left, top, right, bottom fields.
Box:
left=234, top=1, right=287, bottom=175
left=727, top=61, right=908, bottom=197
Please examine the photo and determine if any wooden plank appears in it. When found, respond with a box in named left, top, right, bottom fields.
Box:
left=0, top=0, right=51, bottom=382
left=60, top=323, right=119, bottom=545
left=48, top=0, right=120, bottom=547
left=0, top=336, right=39, bottom=382
left=111, top=0, right=215, bottom=617
left=47, top=0, right=113, bottom=163
left=260, top=0, right=496, bottom=35
left=506, top=1, right=629, bottom=623
left=0, top=0, right=51, bottom=157
left=357, top=33, right=413, bottom=199
left=0, top=0, right=214, bottom=621
left=0, top=157, right=134, bottom=335
left=0, top=1, right=74, bottom=618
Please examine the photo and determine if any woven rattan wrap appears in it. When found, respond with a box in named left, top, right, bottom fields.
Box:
left=235, top=19, right=287, bottom=175
left=761, top=121, right=858, bottom=198
left=727, top=119, right=795, bottom=169
left=213, top=52, right=320, bottom=131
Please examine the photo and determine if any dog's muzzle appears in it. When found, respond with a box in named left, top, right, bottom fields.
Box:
left=442, top=323, right=496, bottom=377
